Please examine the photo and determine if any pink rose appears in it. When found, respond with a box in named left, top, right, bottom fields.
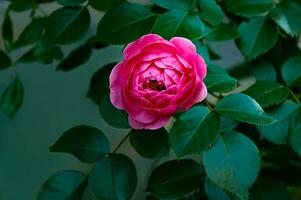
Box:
left=110, top=34, right=207, bottom=130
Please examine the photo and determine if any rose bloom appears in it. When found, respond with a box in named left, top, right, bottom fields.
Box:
left=110, top=34, right=207, bottom=130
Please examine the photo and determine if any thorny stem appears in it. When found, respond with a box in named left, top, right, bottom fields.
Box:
left=111, top=133, right=130, bottom=154
left=289, top=89, right=301, bottom=105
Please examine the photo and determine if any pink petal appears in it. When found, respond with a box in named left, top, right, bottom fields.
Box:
left=109, top=62, right=124, bottom=109
left=170, top=37, right=196, bottom=54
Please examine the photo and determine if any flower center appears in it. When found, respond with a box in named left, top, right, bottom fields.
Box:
left=142, top=78, right=166, bottom=91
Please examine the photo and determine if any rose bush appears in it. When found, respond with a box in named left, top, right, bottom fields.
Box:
left=110, top=34, right=207, bottom=129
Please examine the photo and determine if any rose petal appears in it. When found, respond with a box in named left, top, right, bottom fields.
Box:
left=110, top=62, right=124, bottom=109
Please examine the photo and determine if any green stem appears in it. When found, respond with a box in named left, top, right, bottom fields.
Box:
left=289, top=89, right=301, bottom=105
left=111, top=133, right=130, bottom=154
left=205, top=99, right=214, bottom=111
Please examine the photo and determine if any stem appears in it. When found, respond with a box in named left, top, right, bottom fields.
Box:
left=111, top=133, right=130, bottom=154
left=204, top=99, right=214, bottom=111
left=289, top=89, right=301, bottom=105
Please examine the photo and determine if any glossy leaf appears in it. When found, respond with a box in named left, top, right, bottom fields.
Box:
left=223, top=0, right=273, bottom=17
left=170, top=106, right=220, bottom=157
left=203, top=131, right=260, bottom=194
left=289, top=124, right=301, bottom=156
left=0, top=50, right=11, bottom=70
left=269, top=0, right=301, bottom=36
left=10, top=0, right=35, bottom=12
left=152, top=10, right=211, bottom=40
left=281, top=56, right=301, bottom=87
left=97, top=3, right=156, bottom=44
left=245, top=81, right=289, bottom=108
left=257, top=100, right=301, bottom=144
left=205, top=178, right=230, bottom=200
left=147, top=159, right=203, bottom=199
left=221, top=117, right=239, bottom=132
left=215, top=93, right=275, bottom=125
left=2, top=11, right=13, bottom=50
left=89, top=0, right=125, bottom=12
left=205, top=64, right=237, bottom=93
left=252, top=60, right=277, bottom=81
left=0, top=77, right=23, bottom=118
left=37, top=170, right=87, bottom=200
left=99, top=95, right=130, bottom=129
left=49, top=125, right=109, bottom=163
left=57, top=0, right=86, bottom=6
left=204, top=23, right=239, bottom=41
left=57, top=44, right=92, bottom=71
left=151, top=0, right=197, bottom=10
left=45, top=6, right=91, bottom=44
left=129, top=128, right=170, bottom=159
left=198, top=0, right=223, bottom=26
left=87, top=63, right=115, bottom=105
left=14, top=18, right=45, bottom=48
left=194, top=40, right=210, bottom=64
left=89, top=154, right=137, bottom=200
left=236, top=17, right=278, bottom=59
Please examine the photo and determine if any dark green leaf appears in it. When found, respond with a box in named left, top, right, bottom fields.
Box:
left=129, top=128, right=170, bottom=159
left=17, top=48, right=36, bottom=63
left=205, top=64, right=237, bottom=93
left=49, top=125, right=109, bottom=163
left=205, top=178, right=230, bottom=200
left=45, top=6, right=91, bottom=44
left=0, top=77, right=23, bottom=118
left=87, top=63, right=115, bottom=105
left=194, top=40, right=210, bottom=64
left=281, top=56, right=301, bottom=87
left=236, top=17, right=278, bottom=59
left=170, top=106, right=220, bottom=157
left=198, top=0, right=223, bottom=26
left=97, top=3, right=156, bottom=44
left=221, top=117, right=239, bottom=132
left=34, top=38, right=63, bottom=64
left=152, top=10, right=211, bottom=40
left=89, top=0, right=126, bottom=12
left=204, top=23, right=239, bottom=41
left=2, top=10, right=13, bottom=50
left=57, top=44, right=92, bottom=71
left=10, top=0, right=35, bottom=12
left=223, top=0, right=273, bottom=17
left=208, top=46, right=221, bottom=60
left=252, top=60, right=277, bottom=81
left=14, top=18, right=45, bottom=48
left=269, top=0, right=301, bottom=36
left=147, top=159, right=203, bottom=199
left=289, top=124, right=301, bottom=156
left=0, top=50, right=11, bottom=70
left=37, top=170, right=87, bottom=200
left=257, top=100, right=301, bottom=144
left=151, top=0, right=197, bottom=10
left=57, top=0, right=86, bottom=6
left=89, top=154, right=137, bottom=200
left=215, top=93, right=276, bottom=125
left=99, top=94, right=130, bottom=129
left=245, top=81, right=289, bottom=108
left=203, top=131, right=260, bottom=195
left=249, top=179, right=291, bottom=200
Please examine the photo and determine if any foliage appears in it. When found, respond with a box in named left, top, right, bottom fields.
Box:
left=1, top=0, right=301, bottom=199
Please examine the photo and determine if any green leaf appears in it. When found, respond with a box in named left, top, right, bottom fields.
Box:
left=245, top=81, right=289, bottom=108
left=57, top=44, right=92, bottom=71
left=0, top=50, right=11, bottom=70
left=289, top=124, right=301, bottom=156
left=2, top=11, right=13, bottom=51
left=49, top=125, right=109, bottom=163
left=151, top=0, right=197, bottom=10
left=57, top=0, right=86, bottom=6
left=204, top=23, right=239, bottom=41
left=97, top=3, right=156, bottom=44
left=147, top=159, right=203, bottom=199
left=205, top=178, right=230, bottom=200
left=89, top=154, right=137, bottom=200
left=87, top=63, right=115, bottom=105
left=269, top=0, right=301, bottom=36
left=202, top=131, right=260, bottom=195
left=170, top=106, right=220, bottom=157
left=89, top=0, right=126, bottom=12
left=129, top=128, right=170, bottom=159
left=99, top=95, right=130, bottom=129
left=10, top=0, right=35, bottom=12
left=204, top=64, right=237, bottom=93
left=14, top=18, right=45, bottom=48
left=45, top=6, right=91, bottom=44
left=17, top=48, right=36, bottom=63
left=252, top=60, right=277, bottom=81
left=249, top=179, right=291, bottom=200
left=37, top=170, right=87, bottom=200
left=257, top=100, right=301, bottom=144
left=193, top=40, right=210, bottom=64
left=0, top=77, right=23, bottom=118
left=223, top=0, right=273, bottom=17
left=221, top=117, right=239, bottom=132
left=198, top=0, right=223, bottom=26
left=152, top=10, right=211, bottom=40
left=281, top=56, right=301, bottom=87
left=34, top=38, right=63, bottom=64
left=215, top=93, right=276, bottom=125
left=236, top=17, right=278, bottom=59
